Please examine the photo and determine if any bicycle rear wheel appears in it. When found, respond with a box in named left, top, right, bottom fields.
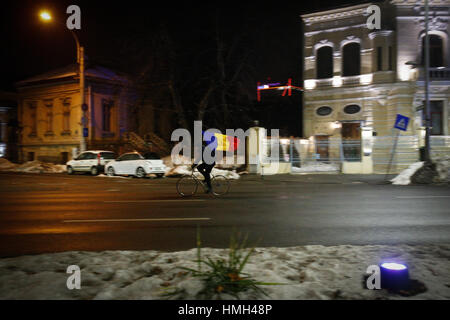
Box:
left=176, top=175, right=198, bottom=197
left=211, top=175, right=230, bottom=196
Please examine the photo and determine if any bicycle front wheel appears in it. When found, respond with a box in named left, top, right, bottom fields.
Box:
left=211, top=175, right=230, bottom=196
left=176, top=175, right=198, bottom=197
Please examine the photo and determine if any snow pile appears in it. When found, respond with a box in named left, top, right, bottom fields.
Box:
left=435, top=156, right=450, bottom=182
left=12, top=161, right=67, bottom=173
left=215, top=155, right=246, bottom=171
left=162, top=155, right=192, bottom=167
left=0, top=159, right=66, bottom=173
left=0, top=244, right=449, bottom=300
left=292, top=162, right=340, bottom=173
left=163, top=153, right=240, bottom=180
left=391, top=162, right=424, bottom=185
left=164, top=165, right=240, bottom=180
left=0, top=158, right=18, bottom=170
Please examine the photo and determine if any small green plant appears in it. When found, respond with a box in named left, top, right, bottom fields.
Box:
left=170, top=227, right=280, bottom=300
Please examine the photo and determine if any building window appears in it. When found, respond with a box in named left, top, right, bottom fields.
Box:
left=62, top=99, right=71, bottom=134
left=422, top=35, right=444, bottom=68
left=316, top=46, right=333, bottom=79
left=342, top=42, right=360, bottom=76
left=44, top=100, right=53, bottom=134
left=102, top=100, right=113, bottom=132
left=377, top=46, right=383, bottom=71
left=344, top=104, right=361, bottom=114
left=316, top=106, right=333, bottom=116
left=27, top=152, right=35, bottom=161
left=429, top=101, right=444, bottom=135
left=28, top=102, right=37, bottom=136
left=388, top=46, right=393, bottom=71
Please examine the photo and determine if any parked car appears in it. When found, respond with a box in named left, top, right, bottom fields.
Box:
left=105, top=152, right=166, bottom=178
left=66, top=150, right=116, bottom=175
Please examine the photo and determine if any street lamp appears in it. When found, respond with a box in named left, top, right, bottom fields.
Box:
left=404, top=0, right=431, bottom=164
left=39, top=10, right=86, bottom=153
left=39, top=11, right=52, bottom=21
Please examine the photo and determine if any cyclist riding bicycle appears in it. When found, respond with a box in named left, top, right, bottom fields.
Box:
left=191, top=140, right=216, bottom=193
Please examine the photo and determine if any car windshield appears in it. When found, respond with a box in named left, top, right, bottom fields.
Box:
left=100, top=152, right=115, bottom=159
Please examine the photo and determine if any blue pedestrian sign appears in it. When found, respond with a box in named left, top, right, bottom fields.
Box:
left=394, top=114, right=410, bottom=131
left=83, top=127, right=88, bottom=137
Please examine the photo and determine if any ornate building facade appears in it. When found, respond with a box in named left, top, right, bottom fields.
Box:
left=16, top=65, right=136, bottom=163
left=301, top=0, right=450, bottom=173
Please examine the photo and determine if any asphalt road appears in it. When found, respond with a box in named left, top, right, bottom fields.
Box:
left=0, top=172, right=449, bottom=257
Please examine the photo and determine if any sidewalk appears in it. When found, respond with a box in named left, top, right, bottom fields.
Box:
left=239, top=173, right=398, bottom=185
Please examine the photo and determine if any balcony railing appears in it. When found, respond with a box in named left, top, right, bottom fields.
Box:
left=418, top=67, right=450, bottom=81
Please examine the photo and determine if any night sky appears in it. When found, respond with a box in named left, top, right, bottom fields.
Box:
left=1, top=0, right=374, bottom=136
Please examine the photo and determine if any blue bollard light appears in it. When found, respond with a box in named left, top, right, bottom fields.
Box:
left=380, top=262, right=410, bottom=291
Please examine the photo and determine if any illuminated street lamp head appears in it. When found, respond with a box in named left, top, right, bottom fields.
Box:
left=39, top=11, right=52, bottom=22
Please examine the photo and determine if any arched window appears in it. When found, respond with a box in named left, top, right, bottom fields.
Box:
left=422, top=35, right=444, bottom=67
left=342, top=43, right=360, bottom=76
left=316, top=46, right=333, bottom=79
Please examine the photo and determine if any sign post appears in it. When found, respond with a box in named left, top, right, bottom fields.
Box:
left=385, top=114, right=410, bottom=181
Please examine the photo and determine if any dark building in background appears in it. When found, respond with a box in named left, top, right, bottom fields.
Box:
left=0, top=91, right=18, bottom=162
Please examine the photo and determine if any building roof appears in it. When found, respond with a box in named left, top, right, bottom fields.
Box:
left=300, top=1, right=376, bottom=20
left=16, top=64, right=130, bottom=88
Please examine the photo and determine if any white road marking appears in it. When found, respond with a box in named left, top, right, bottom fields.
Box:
left=104, top=199, right=205, bottom=203
left=63, top=217, right=211, bottom=223
left=395, top=196, right=450, bottom=199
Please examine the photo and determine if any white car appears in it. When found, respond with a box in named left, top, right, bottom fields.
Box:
left=105, top=152, right=166, bottom=178
left=66, top=150, right=116, bottom=175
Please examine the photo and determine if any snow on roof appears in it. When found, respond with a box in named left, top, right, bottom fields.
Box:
left=16, top=64, right=130, bottom=87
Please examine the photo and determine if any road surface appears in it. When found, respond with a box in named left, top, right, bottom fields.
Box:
left=0, top=172, right=449, bottom=257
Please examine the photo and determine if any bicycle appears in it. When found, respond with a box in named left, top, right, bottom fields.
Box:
left=176, top=167, right=230, bottom=197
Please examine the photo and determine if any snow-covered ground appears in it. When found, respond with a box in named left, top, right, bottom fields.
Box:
left=391, top=157, right=450, bottom=185
left=164, top=165, right=240, bottom=180
left=291, top=162, right=340, bottom=173
left=0, top=158, right=66, bottom=173
left=1, top=244, right=449, bottom=300
left=162, top=155, right=241, bottom=180
left=391, top=162, right=424, bottom=185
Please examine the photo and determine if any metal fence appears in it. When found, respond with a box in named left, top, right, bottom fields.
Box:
left=262, top=135, right=450, bottom=173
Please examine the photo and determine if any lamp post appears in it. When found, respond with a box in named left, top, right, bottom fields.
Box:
left=423, top=0, right=431, bottom=163
left=405, top=0, right=431, bottom=164
left=39, top=10, right=86, bottom=152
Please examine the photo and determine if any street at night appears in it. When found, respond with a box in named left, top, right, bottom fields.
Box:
left=1, top=0, right=450, bottom=311
left=1, top=172, right=449, bottom=257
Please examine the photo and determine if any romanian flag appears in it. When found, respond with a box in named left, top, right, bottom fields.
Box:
left=203, top=131, right=240, bottom=151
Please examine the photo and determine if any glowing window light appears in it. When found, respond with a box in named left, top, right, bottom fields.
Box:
left=304, top=79, right=316, bottom=90
left=331, top=121, right=342, bottom=129
left=399, top=67, right=410, bottom=81
left=332, top=76, right=342, bottom=87
left=360, top=74, right=373, bottom=85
